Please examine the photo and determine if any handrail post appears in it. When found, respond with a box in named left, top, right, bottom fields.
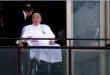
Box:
left=69, top=39, right=72, bottom=75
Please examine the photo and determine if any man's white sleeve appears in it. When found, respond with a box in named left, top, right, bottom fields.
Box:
left=16, top=26, right=29, bottom=44
left=21, top=26, right=31, bottom=38
left=45, top=26, right=55, bottom=38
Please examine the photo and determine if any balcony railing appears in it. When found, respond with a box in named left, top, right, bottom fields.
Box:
left=0, top=38, right=110, bottom=75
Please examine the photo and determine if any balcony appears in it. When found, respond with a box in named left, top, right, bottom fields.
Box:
left=0, top=38, right=110, bottom=75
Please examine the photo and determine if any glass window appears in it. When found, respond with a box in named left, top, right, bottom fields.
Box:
left=107, top=52, right=110, bottom=75
left=73, top=1, right=100, bottom=46
left=72, top=51, right=100, bottom=75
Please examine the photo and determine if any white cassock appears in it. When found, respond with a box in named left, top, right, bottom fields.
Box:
left=21, top=24, right=62, bottom=63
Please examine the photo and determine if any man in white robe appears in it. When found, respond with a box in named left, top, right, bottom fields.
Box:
left=20, top=13, right=62, bottom=75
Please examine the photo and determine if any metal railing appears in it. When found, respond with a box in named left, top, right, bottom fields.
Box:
left=0, top=38, right=110, bottom=75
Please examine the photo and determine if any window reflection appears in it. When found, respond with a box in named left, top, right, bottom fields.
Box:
left=73, top=52, right=100, bottom=75
left=73, top=1, right=100, bottom=46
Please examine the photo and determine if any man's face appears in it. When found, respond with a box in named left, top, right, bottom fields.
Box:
left=27, top=11, right=33, bottom=17
left=32, top=14, right=42, bottom=25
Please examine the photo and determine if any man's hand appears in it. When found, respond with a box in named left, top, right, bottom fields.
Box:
left=31, top=39, right=38, bottom=42
left=19, top=43, right=24, bottom=47
left=19, top=43, right=27, bottom=52
left=49, top=40, right=55, bottom=45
